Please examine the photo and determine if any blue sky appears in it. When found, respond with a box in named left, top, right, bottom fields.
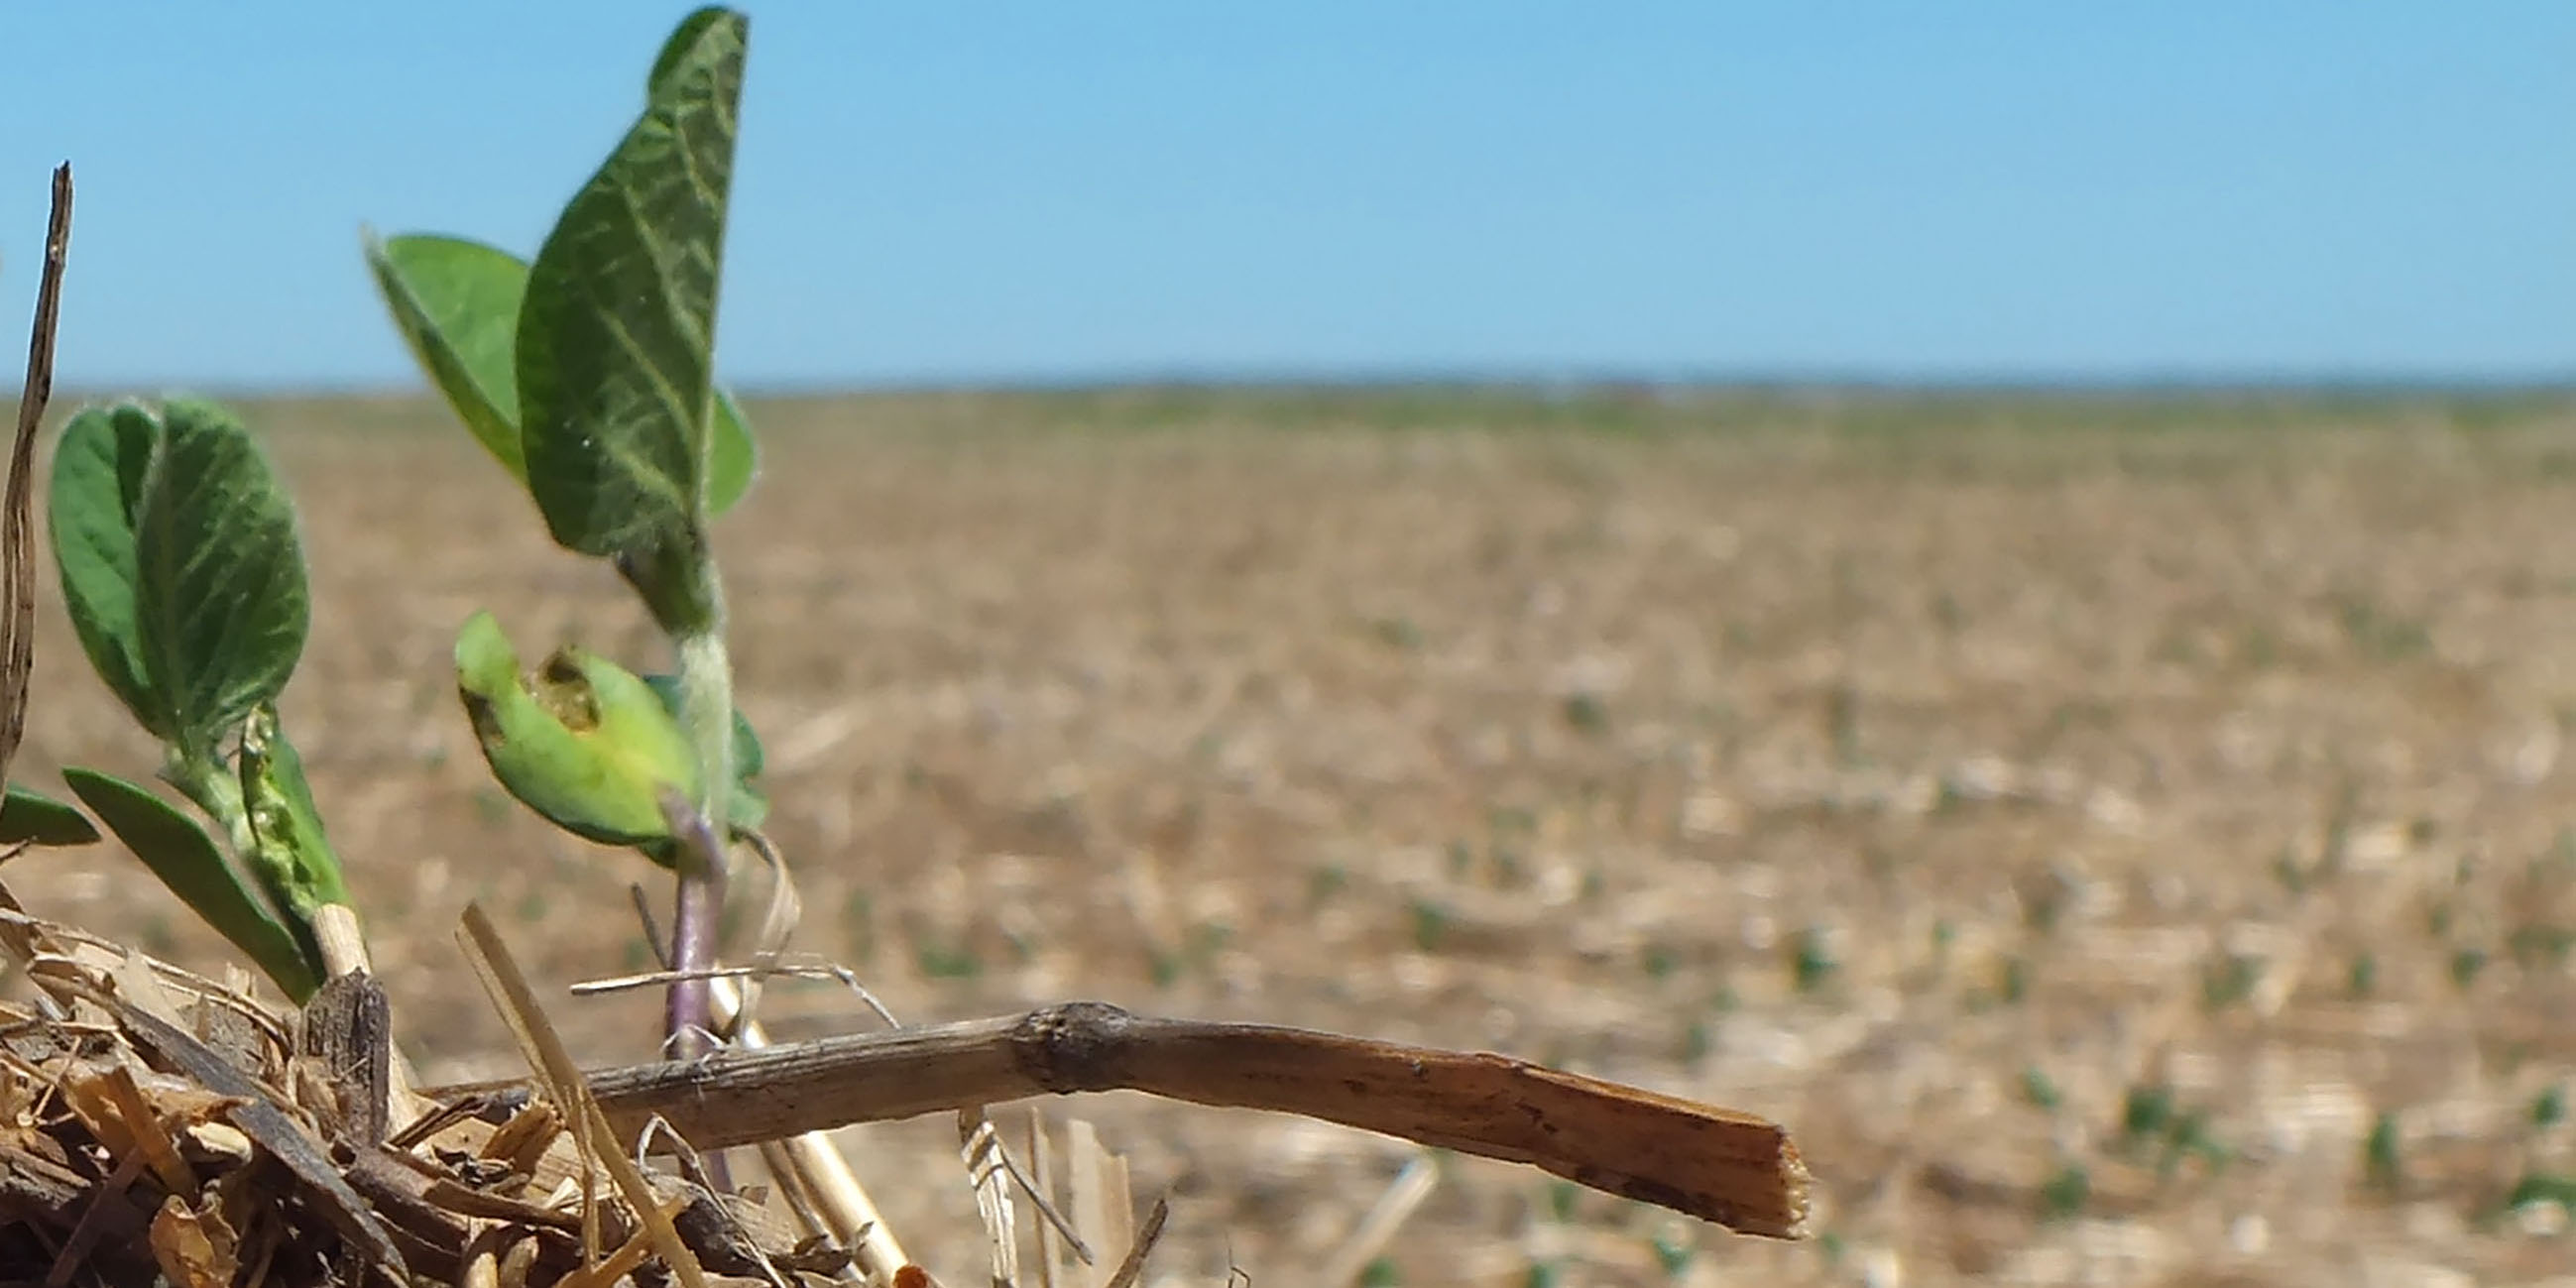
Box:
left=1, top=3, right=2568, bottom=389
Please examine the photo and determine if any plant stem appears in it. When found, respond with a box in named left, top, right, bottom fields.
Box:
left=674, top=626, right=735, bottom=838
left=657, top=784, right=732, bottom=1192
left=665, top=611, right=735, bottom=1064
left=656, top=517, right=735, bottom=1190
left=165, top=749, right=335, bottom=986
left=163, top=751, right=254, bottom=858
left=663, top=801, right=729, bottom=1058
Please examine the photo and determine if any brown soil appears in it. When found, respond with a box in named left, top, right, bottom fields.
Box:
left=14, top=390, right=2576, bottom=1286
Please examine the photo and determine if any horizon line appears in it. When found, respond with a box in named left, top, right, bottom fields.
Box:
left=28, top=366, right=2576, bottom=404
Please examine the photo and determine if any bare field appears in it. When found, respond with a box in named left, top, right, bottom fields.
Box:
left=14, top=389, right=2576, bottom=1285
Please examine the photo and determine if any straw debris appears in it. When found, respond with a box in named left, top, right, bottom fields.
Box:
left=0, top=889, right=1806, bottom=1287
left=0, top=894, right=847, bottom=1287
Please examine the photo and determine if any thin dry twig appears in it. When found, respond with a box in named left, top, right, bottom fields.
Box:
left=732, top=826, right=802, bottom=1031
left=961, top=1107, right=1018, bottom=1288
left=0, top=163, right=71, bottom=788
left=570, top=959, right=884, bottom=1002
left=636, top=1117, right=797, bottom=1288
left=991, top=1119, right=1088, bottom=1263
left=43, top=1143, right=144, bottom=1288
left=457, top=902, right=708, bottom=1288
left=1063, top=1122, right=1127, bottom=1288
left=1097, top=1195, right=1167, bottom=1288
left=1317, top=1154, right=1438, bottom=1288
left=1025, top=1111, right=1059, bottom=1288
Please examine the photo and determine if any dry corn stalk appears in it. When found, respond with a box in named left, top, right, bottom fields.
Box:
left=441, top=998, right=1809, bottom=1239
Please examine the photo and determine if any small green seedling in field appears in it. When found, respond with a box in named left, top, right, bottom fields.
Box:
left=1408, top=897, right=1453, bottom=953
left=2120, top=1082, right=2177, bottom=1144
left=1561, top=691, right=1610, bottom=736
left=366, top=7, right=769, bottom=1053
left=2509, top=921, right=2572, bottom=969
left=1648, top=1228, right=1694, bottom=1279
left=2201, top=951, right=2262, bottom=1010
left=915, top=939, right=985, bottom=982
left=2038, top=1162, right=2091, bottom=1221
left=2272, top=847, right=2309, bottom=893
left=1789, top=925, right=1837, bottom=993
left=2364, top=1110, right=2405, bottom=1194
left=1309, top=861, right=1349, bottom=907
left=1996, top=954, right=2029, bottom=1005
left=1677, top=1016, right=1711, bottom=1066
left=42, top=399, right=345, bottom=1000
left=2449, top=946, right=2489, bottom=991
left=842, top=887, right=878, bottom=961
left=2501, top=1172, right=2576, bottom=1225
left=2157, top=1109, right=2229, bottom=1180
left=2019, top=1066, right=2062, bottom=1111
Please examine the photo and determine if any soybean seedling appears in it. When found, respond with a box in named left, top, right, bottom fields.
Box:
left=43, top=398, right=352, bottom=999
left=363, top=8, right=768, bottom=1059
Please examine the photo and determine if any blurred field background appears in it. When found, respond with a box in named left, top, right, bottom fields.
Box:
left=12, top=386, right=2576, bottom=1286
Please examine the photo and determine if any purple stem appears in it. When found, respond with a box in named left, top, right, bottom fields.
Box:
left=657, top=791, right=732, bottom=1190
left=666, top=862, right=726, bottom=1058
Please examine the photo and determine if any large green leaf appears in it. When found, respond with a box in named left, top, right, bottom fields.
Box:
left=136, top=402, right=309, bottom=758
left=0, top=782, right=100, bottom=847
left=61, top=765, right=318, bottom=999
left=49, top=405, right=167, bottom=737
left=365, top=233, right=757, bottom=514
left=51, top=401, right=307, bottom=758
left=517, top=7, right=748, bottom=583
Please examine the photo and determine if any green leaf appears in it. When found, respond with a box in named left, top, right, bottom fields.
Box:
left=0, top=783, right=100, bottom=847
left=649, top=7, right=739, bottom=95
left=133, top=401, right=310, bottom=758
left=456, top=612, right=704, bottom=855
left=516, top=7, right=748, bottom=578
left=49, top=405, right=168, bottom=737
left=365, top=233, right=527, bottom=481
left=643, top=671, right=766, bottom=831
left=365, top=234, right=757, bottom=514
left=51, top=400, right=308, bottom=757
left=61, top=765, right=318, bottom=1000
left=707, top=390, right=758, bottom=519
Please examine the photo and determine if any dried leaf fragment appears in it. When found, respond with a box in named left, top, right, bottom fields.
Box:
left=149, top=1195, right=240, bottom=1288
